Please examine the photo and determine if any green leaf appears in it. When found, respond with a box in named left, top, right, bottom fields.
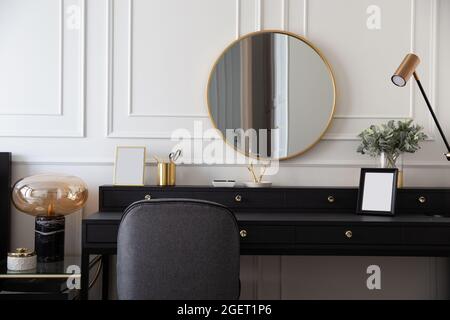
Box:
left=356, top=119, right=427, bottom=158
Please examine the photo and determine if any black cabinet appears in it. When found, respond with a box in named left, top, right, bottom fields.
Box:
left=0, top=153, right=11, bottom=261
left=85, top=224, right=120, bottom=245
left=99, top=186, right=285, bottom=211
left=98, top=185, right=450, bottom=215
left=82, top=185, right=450, bottom=300
left=86, top=185, right=450, bottom=256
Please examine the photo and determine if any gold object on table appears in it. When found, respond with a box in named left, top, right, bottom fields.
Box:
left=157, top=162, right=176, bottom=186
left=397, top=170, right=404, bottom=188
left=8, top=248, right=35, bottom=258
left=7, top=248, right=37, bottom=271
left=12, top=174, right=88, bottom=216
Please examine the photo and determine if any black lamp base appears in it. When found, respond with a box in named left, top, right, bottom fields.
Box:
left=35, top=215, right=65, bottom=262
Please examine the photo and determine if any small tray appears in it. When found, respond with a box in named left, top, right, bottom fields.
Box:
left=212, top=180, right=236, bottom=187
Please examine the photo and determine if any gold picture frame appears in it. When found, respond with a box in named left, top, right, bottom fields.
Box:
left=113, top=146, right=146, bottom=186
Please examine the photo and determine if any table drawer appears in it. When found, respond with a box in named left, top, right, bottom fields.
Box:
left=222, top=191, right=284, bottom=209
left=239, top=225, right=295, bottom=243
left=101, top=188, right=284, bottom=211
left=101, top=189, right=171, bottom=210
left=285, top=189, right=357, bottom=210
left=295, top=225, right=403, bottom=245
left=100, top=190, right=233, bottom=210
left=85, top=224, right=118, bottom=244
left=403, top=227, right=450, bottom=245
left=396, top=190, right=445, bottom=213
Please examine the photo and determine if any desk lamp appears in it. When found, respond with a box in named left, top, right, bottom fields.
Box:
left=391, top=53, right=450, bottom=160
left=12, top=174, right=88, bottom=262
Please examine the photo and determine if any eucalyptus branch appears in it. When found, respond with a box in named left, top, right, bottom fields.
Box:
left=357, top=120, right=427, bottom=158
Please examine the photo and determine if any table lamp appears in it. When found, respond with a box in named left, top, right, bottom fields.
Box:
left=12, top=174, right=88, bottom=262
left=391, top=53, right=450, bottom=160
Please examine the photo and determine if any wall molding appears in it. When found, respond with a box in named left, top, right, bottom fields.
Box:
left=106, top=0, right=212, bottom=138
left=0, top=0, right=86, bottom=137
left=255, top=0, right=262, bottom=31
left=281, top=0, right=288, bottom=31
left=427, top=0, right=438, bottom=141
left=235, top=0, right=241, bottom=38
left=106, top=0, right=438, bottom=143
left=11, top=158, right=450, bottom=169
left=331, top=0, right=416, bottom=121
left=106, top=0, right=114, bottom=137
left=303, top=0, right=308, bottom=37
left=253, top=0, right=435, bottom=141
left=0, top=0, right=64, bottom=117
left=322, top=0, right=438, bottom=141
left=126, top=0, right=209, bottom=118
left=80, top=0, right=87, bottom=138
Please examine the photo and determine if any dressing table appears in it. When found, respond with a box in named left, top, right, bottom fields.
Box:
left=81, top=185, right=450, bottom=300
left=80, top=31, right=450, bottom=300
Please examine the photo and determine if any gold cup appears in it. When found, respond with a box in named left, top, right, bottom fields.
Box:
left=157, top=162, right=176, bottom=186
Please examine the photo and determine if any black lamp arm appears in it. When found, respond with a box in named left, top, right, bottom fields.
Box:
left=413, top=72, right=450, bottom=159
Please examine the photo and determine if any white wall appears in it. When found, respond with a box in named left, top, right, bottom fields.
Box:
left=1, top=0, right=450, bottom=299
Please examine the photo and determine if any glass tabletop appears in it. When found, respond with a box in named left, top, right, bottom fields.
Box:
left=0, top=256, right=82, bottom=279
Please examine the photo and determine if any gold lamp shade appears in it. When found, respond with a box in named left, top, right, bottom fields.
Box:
left=12, top=174, right=88, bottom=217
left=391, top=53, right=420, bottom=87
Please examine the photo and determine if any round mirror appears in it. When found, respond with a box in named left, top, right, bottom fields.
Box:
left=207, top=30, right=336, bottom=160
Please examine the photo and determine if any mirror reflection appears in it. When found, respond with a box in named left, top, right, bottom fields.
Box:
left=207, top=31, right=335, bottom=160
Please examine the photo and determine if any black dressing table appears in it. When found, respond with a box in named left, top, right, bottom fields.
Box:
left=81, top=185, right=450, bottom=300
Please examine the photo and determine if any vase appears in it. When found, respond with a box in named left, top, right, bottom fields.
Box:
left=379, top=152, right=403, bottom=188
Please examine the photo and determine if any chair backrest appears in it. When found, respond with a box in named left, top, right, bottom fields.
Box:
left=117, top=199, right=240, bottom=300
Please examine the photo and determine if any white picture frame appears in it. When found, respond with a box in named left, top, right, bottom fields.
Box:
left=113, top=146, right=146, bottom=186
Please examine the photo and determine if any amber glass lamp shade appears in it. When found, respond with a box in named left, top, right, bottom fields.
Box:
left=12, top=174, right=88, bottom=217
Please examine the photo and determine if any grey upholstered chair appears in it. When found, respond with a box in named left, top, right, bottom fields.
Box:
left=117, top=199, right=240, bottom=300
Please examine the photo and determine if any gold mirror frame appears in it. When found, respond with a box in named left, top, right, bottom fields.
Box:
left=206, top=30, right=337, bottom=161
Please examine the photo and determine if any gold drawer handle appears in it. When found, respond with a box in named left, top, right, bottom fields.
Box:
left=240, top=230, right=247, bottom=238
left=345, top=230, right=353, bottom=239
left=327, top=195, right=335, bottom=203
left=235, top=194, right=242, bottom=202
left=144, top=194, right=152, bottom=200
left=418, top=196, right=426, bottom=204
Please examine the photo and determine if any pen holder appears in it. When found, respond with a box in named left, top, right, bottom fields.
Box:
left=157, top=162, right=176, bottom=186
